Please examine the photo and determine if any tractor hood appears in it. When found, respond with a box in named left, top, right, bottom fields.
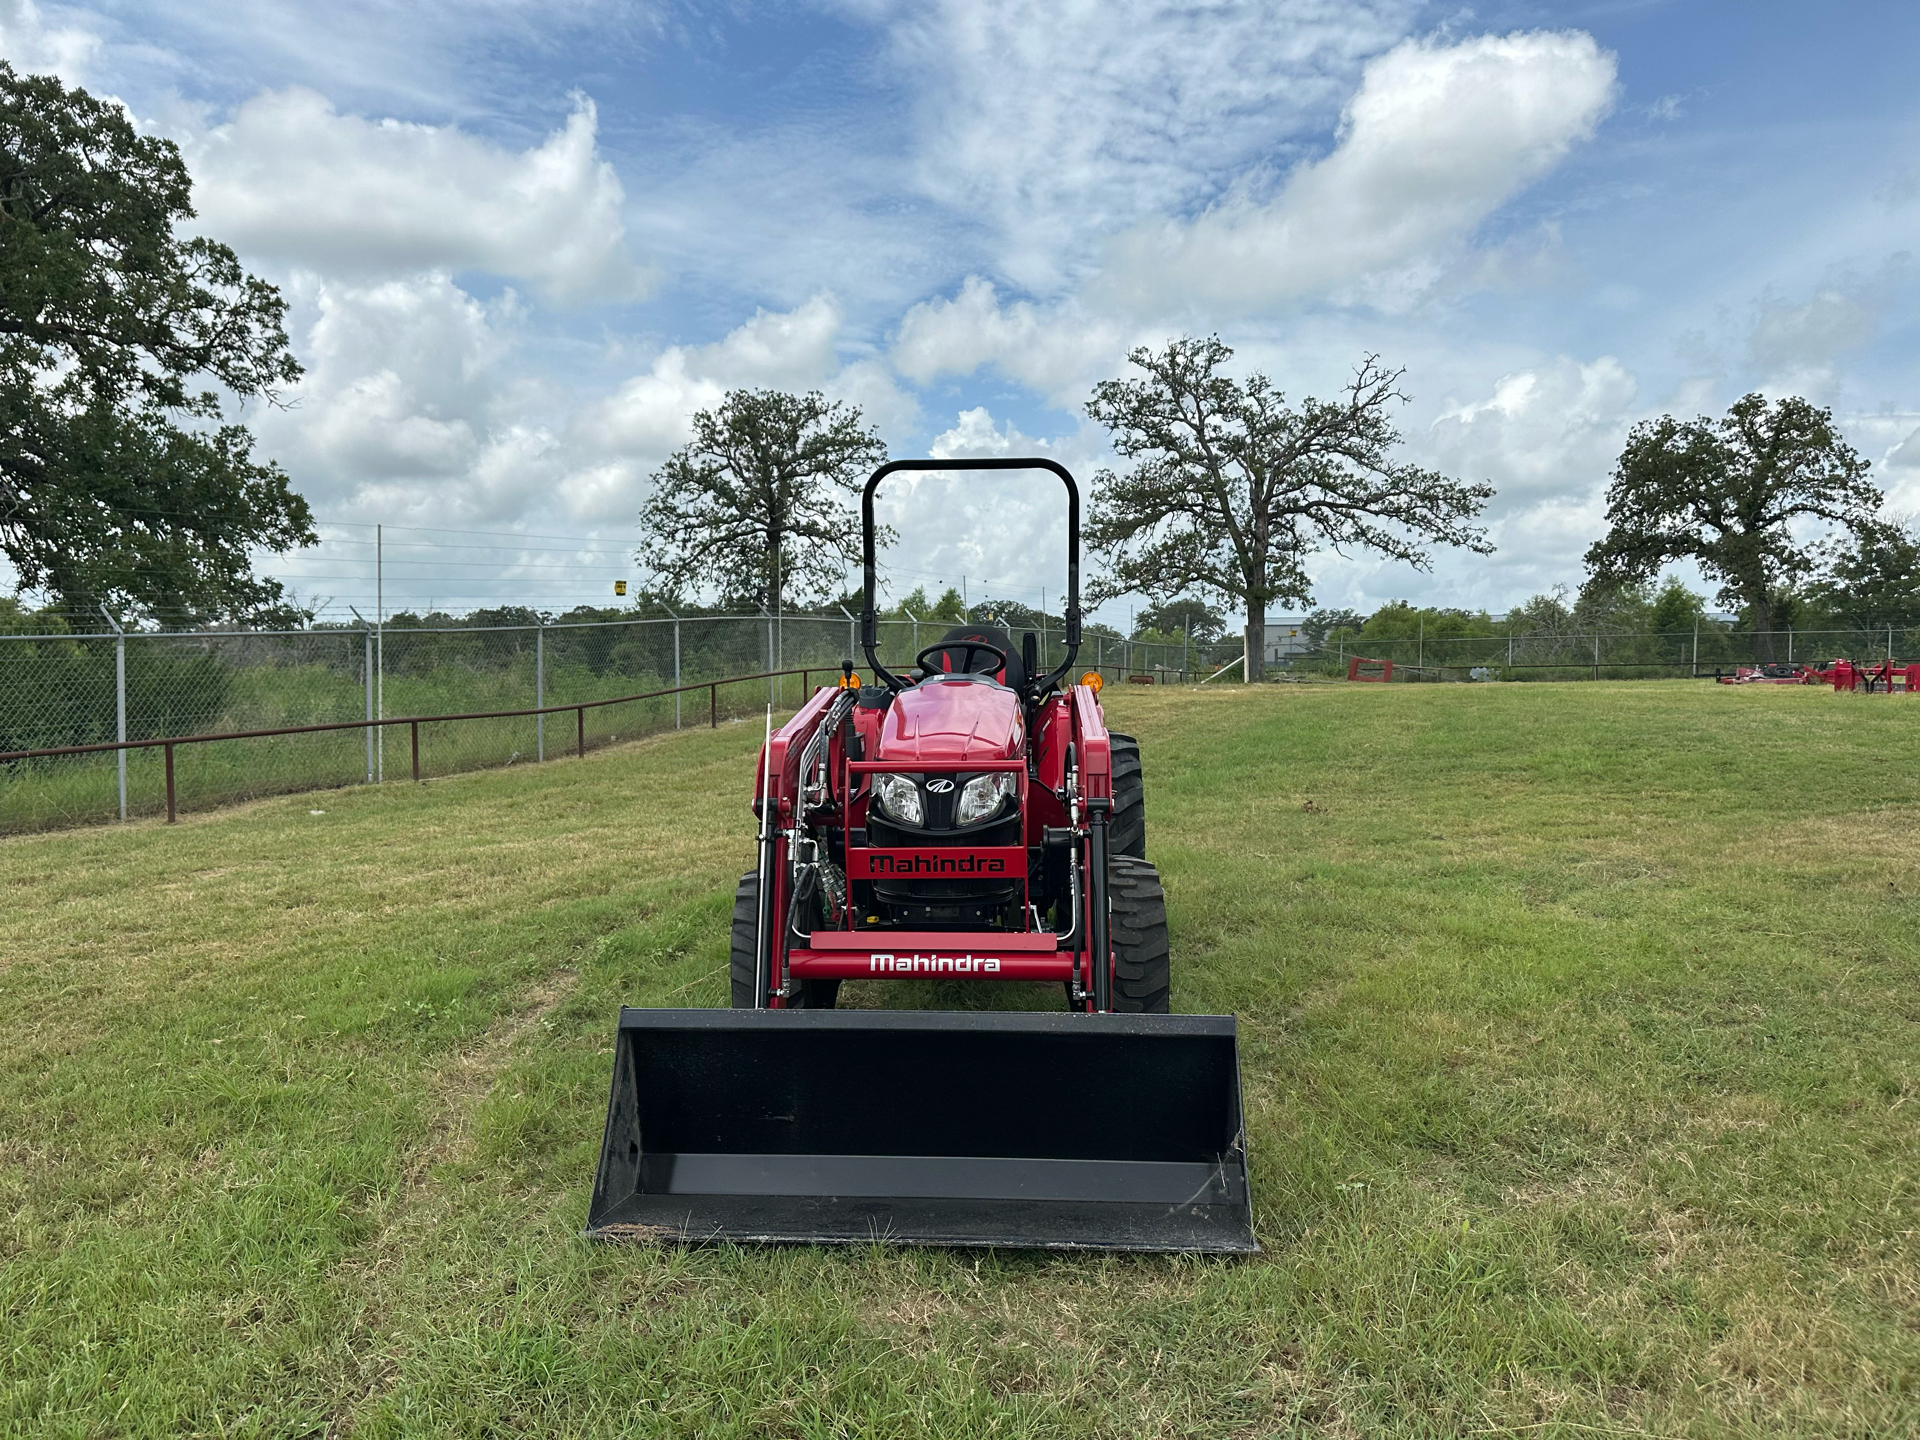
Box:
left=875, top=679, right=1023, bottom=765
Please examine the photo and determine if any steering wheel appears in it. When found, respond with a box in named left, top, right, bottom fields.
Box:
left=914, top=639, right=1008, bottom=680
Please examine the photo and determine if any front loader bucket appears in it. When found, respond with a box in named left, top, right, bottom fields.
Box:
left=586, top=1008, right=1256, bottom=1252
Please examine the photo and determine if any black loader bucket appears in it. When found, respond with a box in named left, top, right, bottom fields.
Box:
left=586, top=1008, right=1256, bottom=1252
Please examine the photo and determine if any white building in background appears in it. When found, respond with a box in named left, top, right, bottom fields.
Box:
left=1263, top=616, right=1312, bottom=666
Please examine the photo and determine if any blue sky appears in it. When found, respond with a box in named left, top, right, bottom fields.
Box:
left=6, top=0, right=1917, bottom=623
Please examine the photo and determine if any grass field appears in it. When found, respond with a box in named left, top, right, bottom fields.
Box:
left=3, top=680, right=1917, bottom=1437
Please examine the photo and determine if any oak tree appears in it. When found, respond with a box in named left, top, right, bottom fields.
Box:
left=1806, top=519, right=1920, bottom=634
left=1586, top=393, right=1878, bottom=660
left=1085, top=336, right=1492, bottom=678
left=638, top=389, right=887, bottom=612
left=0, top=63, right=311, bottom=624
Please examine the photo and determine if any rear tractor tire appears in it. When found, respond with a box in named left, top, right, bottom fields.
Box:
left=728, top=871, right=840, bottom=1010
left=1108, top=732, right=1146, bottom=860
left=1107, top=853, right=1171, bottom=1014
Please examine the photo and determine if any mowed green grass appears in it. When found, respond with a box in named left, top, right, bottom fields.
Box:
left=3, top=681, right=1917, bottom=1438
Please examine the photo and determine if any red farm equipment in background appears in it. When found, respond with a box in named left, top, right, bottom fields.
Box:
left=587, top=458, right=1256, bottom=1253
left=1715, top=659, right=1920, bottom=691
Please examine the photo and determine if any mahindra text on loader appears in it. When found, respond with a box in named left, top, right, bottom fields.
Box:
left=588, top=458, right=1256, bottom=1251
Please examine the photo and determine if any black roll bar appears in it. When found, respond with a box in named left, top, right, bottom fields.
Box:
left=860, top=458, right=1082, bottom=693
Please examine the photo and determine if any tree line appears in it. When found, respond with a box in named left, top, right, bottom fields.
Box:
left=4, top=64, right=1903, bottom=674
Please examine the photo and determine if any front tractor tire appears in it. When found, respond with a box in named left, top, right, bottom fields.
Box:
left=729, top=871, right=841, bottom=1010
left=1107, top=854, right=1171, bottom=1013
left=1108, top=732, right=1146, bottom=860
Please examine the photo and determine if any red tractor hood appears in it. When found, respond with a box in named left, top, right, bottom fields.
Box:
left=874, top=679, right=1024, bottom=765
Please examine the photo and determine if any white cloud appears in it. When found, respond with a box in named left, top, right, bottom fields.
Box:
left=872, top=0, right=1416, bottom=292
left=1427, top=355, right=1636, bottom=501
left=1367, top=355, right=1639, bottom=605
left=255, top=272, right=533, bottom=517
left=928, top=406, right=1039, bottom=461
left=1745, top=283, right=1885, bottom=400
left=1887, top=423, right=1920, bottom=473
left=892, top=277, right=1127, bottom=399
left=1836, top=411, right=1920, bottom=517
left=695, top=294, right=844, bottom=390
left=185, top=88, right=649, bottom=304
left=574, top=295, right=917, bottom=516
left=0, top=0, right=98, bottom=84
left=584, top=296, right=846, bottom=458
left=888, top=33, right=1617, bottom=396
left=1102, top=30, right=1617, bottom=312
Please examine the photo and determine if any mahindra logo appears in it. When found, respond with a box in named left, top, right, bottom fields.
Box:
left=870, top=952, right=1001, bottom=974
left=926, top=778, right=955, bottom=793
left=869, top=853, right=1005, bottom=875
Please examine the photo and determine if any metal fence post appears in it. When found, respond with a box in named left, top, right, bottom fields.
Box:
left=1692, top=618, right=1699, bottom=677
left=667, top=604, right=682, bottom=728
left=1593, top=631, right=1600, bottom=681
left=837, top=603, right=856, bottom=671
left=536, top=620, right=545, bottom=762
left=905, top=608, right=918, bottom=666
left=99, top=606, right=125, bottom=821
left=1787, top=626, right=1793, bottom=665
left=762, top=606, right=774, bottom=707
left=376, top=523, right=385, bottom=784
left=351, top=610, right=374, bottom=782
left=164, top=743, right=175, bottom=823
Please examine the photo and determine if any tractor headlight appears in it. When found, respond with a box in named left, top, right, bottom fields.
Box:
left=873, top=772, right=923, bottom=826
left=957, top=771, right=1018, bottom=826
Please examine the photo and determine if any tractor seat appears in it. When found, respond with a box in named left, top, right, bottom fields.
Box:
left=919, top=624, right=1027, bottom=690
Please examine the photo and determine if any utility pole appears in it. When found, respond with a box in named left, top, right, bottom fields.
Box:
left=99, top=605, right=126, bottom=821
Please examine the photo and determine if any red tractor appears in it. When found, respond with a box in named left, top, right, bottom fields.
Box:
left=589, top=459, right=1253, bottom=1252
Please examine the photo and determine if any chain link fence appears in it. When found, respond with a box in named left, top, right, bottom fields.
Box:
left=19, top=607, right=1894, bottom=834
left=1302, top=625, right=1920, bottom=681
left=0, top=612, right=1210, bottom=834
